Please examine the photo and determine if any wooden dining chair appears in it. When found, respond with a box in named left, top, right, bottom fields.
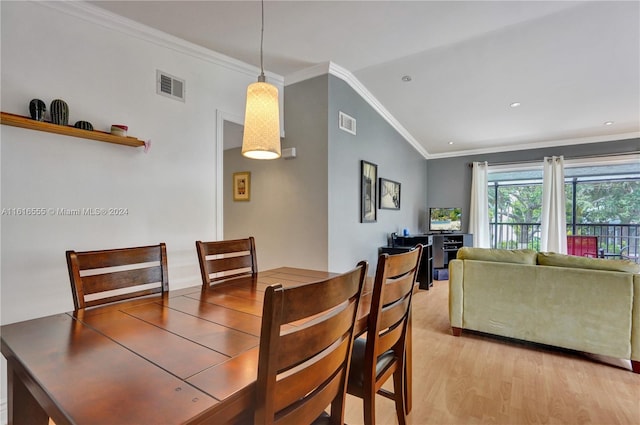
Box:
left=195, top=237, right=257, bottom=288
left=255, top=261, right=368, bottom=425
left=347, top=245, right=422, bottom=425
left=66, top=243, right=169, bottom=310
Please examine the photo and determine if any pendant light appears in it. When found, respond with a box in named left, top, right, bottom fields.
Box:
left=242, top=0, right=281, bottom=160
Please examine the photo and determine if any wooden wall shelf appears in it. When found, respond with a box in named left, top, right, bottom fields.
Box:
left=0, top=112, right=145, bottom=148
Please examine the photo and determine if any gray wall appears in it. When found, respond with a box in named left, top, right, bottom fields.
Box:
left=224, top=74, right=429, bottom=275
left=223, top=76, right=329, bottom=271
left=426, top=138, right=640, bottom=231
left=327, top=76, right=428, bottom=272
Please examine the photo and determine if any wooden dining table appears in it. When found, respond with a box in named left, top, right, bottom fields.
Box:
left=1, top=267, right=412, bottom=425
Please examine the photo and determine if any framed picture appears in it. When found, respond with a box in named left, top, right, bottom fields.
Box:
left=379, top=178, right=401, bottom=210
left=360, top=160, right=377, bottom=222
left=233, top=172, right=251, bottom=201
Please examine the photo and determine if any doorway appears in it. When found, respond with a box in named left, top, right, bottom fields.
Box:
left=216, top=110, right=243, bottom=240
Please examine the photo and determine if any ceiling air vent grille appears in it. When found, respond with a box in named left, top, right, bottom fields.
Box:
left=156, top=70, right=185, bottom=102
left=339, top=111, right=356, bottom=135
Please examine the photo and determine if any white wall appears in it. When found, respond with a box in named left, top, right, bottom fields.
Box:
left=0, top=0, right=271, bottom=323
left=0, top=2, right=283, bottom=419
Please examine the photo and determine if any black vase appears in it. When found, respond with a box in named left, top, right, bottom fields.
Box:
left=50, top=99, right=69, bottom=125
left=29, top=99, right=46, bottom=121
left=74, top=121, right=93, bottom=131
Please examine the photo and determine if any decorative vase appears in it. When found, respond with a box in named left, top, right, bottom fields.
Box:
left=50, top=99, right=69, bottom=125
left=74, top=121, right=93, bottom=131
left=29, top=99, right=46, bottom=121
left=110, top=124, right=128, bottom=137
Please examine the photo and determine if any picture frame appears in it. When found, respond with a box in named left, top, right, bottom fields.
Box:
left=233, top=171, right=251, bottom=201
left=379, top=178, right=401, bottom=210
left=360, top=160, right=377, bottom=222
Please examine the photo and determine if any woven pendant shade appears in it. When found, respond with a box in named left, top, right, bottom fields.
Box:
left=242, top=81, right=281, bottom=160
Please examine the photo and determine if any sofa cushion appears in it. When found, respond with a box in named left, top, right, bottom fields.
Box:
left=456, top=247, right=538, bottom=265
left=537, top=252, right=640, bottom=274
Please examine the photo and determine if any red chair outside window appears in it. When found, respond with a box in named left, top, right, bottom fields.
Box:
left=567, top=235, right=601, bottom=258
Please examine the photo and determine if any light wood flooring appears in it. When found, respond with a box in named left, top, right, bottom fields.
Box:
left=343, top=279, right=640, bottom=425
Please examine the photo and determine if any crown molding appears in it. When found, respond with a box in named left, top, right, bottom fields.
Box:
left=37, top=0, right=284, bottom=86
left=285, top=63, right=332, bottom=87
left=426, top=132, right=640, bottom=160
left=285, top=61, right=430, bottom=159
left=40, top=1, right=636, bottom=162
left=327, top=63, right=430, bottom=159
left=285, top=62, right=640, bottom=161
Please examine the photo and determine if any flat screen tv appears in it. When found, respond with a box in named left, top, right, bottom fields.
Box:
left=429, top=207, right=462, bottom=232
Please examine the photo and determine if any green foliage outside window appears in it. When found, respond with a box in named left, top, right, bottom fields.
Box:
left=488, top=178, right=639, bottom=253
left=571, top=180, right=639, bottom=224
left=490, top=180, right=638, bottom=226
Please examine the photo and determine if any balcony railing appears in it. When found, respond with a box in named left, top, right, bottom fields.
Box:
left=490, top=222, right=639, bottom=263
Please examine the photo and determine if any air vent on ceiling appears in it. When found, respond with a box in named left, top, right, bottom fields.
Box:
left=156, top=70, right=185, bottom=102
left=339, top=111, right=356, bottom=135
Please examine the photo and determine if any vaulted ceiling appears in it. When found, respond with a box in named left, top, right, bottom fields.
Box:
left=90, top=1, right=640, bottom=157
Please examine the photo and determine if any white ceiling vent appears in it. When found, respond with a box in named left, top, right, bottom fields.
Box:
left=156, top=70, right=185, bottom=102
left=339, top=111, right=356, bottom=135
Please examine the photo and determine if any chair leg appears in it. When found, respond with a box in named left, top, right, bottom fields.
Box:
left=330, top=394, right=345, bottom=425
left=393, top=367, right=407, bottom=425
left=405, top=318, right=412, bottom=414
left=363, top=390, right=376, bottom=425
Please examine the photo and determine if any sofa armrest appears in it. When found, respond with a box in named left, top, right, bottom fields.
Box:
left=449, top=259, right=464, bottom=330
left=633, top=274, right=640, bottom=363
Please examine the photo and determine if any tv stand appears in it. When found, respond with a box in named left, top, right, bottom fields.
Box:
left=381, top=233, right=473, bottom=284
left=431, top=233, right=473, bottom=276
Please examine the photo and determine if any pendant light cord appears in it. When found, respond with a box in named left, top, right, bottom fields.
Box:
left=258, top=0, right=266, bottom=82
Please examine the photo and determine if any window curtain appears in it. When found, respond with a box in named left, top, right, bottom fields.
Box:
left=541, top=156, right=567, bottom=253
left=469, top=161, right=490, bottom=248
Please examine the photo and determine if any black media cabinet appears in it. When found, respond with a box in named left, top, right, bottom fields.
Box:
left=379, top=234, right=433, bottom=290
left=392, top=233, right=473, bottom=281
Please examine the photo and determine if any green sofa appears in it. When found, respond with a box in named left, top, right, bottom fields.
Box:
left=449, top=247, right=640, bottom=373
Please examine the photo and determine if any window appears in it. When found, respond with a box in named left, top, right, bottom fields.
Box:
left=487, top=155, right=639, bottom=259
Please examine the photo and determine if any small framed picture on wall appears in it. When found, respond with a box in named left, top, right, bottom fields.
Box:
left=379, top=178, right=401, bottom=210
left=233, top=171, right=251, bottom=201
left=361, top=160, right=377, bottom=222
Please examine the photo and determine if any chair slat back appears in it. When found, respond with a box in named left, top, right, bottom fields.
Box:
left=81, top=267, right=163, bottom=294
left=66, top=243, right=168, bottom=310
left=366, top=245, right=422, bottom=375
left=195, top=237, right=257, bottom=288
left=255, top=261, right=368, bottom=425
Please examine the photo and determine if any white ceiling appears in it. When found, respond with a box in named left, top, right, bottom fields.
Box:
left=89, top=0, right=640, bottom=157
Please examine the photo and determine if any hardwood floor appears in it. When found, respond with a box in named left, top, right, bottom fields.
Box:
left=45, top=279, right=639, bottom=425
left=344, top=280, right=640, bottom=425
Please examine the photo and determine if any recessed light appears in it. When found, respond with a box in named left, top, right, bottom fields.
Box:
left=510, top=102, right=521, bottom=108
left=448, top=141, right=454, bottom=145
left=401, top=75, right=412, bottom=82
left=604, top=121, right=614, bottom=126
